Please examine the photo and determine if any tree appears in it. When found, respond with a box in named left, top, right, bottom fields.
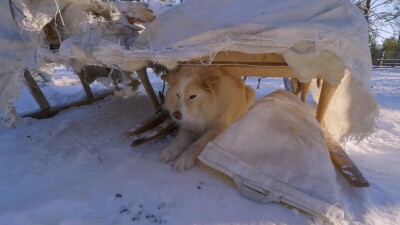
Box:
left=371, top=37, right=400, bottom=66
left=382, top=37, right=400, bottom=54
left=352, top=0, right=400, bottom=43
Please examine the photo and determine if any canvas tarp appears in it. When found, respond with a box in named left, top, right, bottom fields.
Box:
left=65, top=0, right=377, bottom=140
left=199, top=90, right=344, bottom=224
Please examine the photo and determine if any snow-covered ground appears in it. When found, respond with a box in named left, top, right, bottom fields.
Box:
left=0, top=67, right=399, bottom=225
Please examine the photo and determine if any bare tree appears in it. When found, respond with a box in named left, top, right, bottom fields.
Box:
left=352, top=0, right=400, bottom=42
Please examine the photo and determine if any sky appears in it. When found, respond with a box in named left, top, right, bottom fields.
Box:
left=375, top=2, right=398, bottom=44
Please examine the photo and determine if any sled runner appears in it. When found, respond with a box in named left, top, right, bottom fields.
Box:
left=327, top=138, right=370, bottom=187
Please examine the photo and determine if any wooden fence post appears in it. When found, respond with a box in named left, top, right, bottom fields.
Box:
left=379, top=51, right=385, bottom=67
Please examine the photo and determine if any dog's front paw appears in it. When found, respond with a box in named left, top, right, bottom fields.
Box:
left=160, top=146, right=182, bottom=163
left=173, top=151, right=196, bottom=172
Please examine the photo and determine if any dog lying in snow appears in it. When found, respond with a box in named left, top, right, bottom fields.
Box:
left=160, top=66, right=255, bottom=171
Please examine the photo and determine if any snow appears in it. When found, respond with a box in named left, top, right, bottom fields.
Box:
left=0, top=67, right=399, bottom=225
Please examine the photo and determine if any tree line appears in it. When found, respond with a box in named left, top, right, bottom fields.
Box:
left=351, top=0, right=400, bottom=65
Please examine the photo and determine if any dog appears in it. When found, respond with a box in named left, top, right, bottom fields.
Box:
left=159, top=66, right=255, bottom=171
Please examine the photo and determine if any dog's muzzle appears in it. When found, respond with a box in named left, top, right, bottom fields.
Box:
left=172, top=111, right=182, bottom=120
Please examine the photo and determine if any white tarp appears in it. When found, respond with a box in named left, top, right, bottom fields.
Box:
left=199, top=90, right=344, bottom=224
left=71, top=0, right=377, bottom=139
left=0, top=0, right=40, bottom=125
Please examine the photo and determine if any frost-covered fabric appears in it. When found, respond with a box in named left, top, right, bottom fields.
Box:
left=199, top=90, right=344, bottom=224
left=74, top=0, right=376, bottom=139
left=0, top=1, right=34, bottom=125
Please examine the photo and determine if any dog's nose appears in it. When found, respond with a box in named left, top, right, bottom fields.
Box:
left=172, top=111, right=182, bottom=120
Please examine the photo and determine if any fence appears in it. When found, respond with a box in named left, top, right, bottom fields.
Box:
left=372, top=51, right=400, bottom=67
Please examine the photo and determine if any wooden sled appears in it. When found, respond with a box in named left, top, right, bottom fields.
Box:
left=129, top=51, right=370, bottom=188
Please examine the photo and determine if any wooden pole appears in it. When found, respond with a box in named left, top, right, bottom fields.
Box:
left=136, top=67, right=160, bottom=110
left=326, top=138, right=370, bottom=187
left=379, top=51, right=385, bottom=67
left=22, top=91, right=113, bottom=119
left=23, top=69, right=51, bottom=111
left=301, top=82, right=311, bottom=103
left=316, top=80, right=338, bottom=123
left=77, top=69, right=93, bottom=99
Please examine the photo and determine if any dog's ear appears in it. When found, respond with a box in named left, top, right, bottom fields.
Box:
left=202, top=74, right=220, bottom=91
left=161, top=73, right=176, bottom=85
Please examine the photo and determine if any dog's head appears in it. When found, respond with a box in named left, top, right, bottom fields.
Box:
left=161, top=66, right=221, bottom=126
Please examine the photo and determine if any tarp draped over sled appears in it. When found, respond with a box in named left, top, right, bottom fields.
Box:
left=69, top=0, right=376, bottom=139
left=1, top=0, right=377, bottom=138
left=199, top=90, right=344, bottom=223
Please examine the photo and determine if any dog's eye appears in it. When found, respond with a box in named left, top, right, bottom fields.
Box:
left=176, top=94, right=180, bottom=98
left=189, top=95, right=197, bottom=100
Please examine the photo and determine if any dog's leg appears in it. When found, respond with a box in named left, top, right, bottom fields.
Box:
left=160, top=128, right=193, bottom=163
left=174, top=127, right=222, bottom=171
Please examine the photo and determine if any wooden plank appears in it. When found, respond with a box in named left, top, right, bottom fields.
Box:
left=316, top=80, right=338, bottom=123
left=192, top=51, right=287, bottom=63
left=177, top=64, right=296, bottom=78
left=124, top=111, right=169, bottom=137
left=131, top=121, right=177, bottom=147
left=77, top=69, right=93, bottom=99
left=136, top=67, right=160, bottom=110
left=221, top=65, right=296, bottom=78
left=23, top=69, right=51, bottom=111
left=44, top=21, right=60, bottom=50
left=315, top=79, right=370, bottom=187
left=301, top=82, right=311, bottom=103
left=179, top=61, right=288, bottom=67
left=327, top=138, right=370, bottom=187
left=22, top=91, right=113, bottom=119
left=177, top=52, right=295, bottom=78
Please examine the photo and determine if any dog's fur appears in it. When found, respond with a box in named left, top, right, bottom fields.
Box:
left=160, top=66, right=255, bottom=171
